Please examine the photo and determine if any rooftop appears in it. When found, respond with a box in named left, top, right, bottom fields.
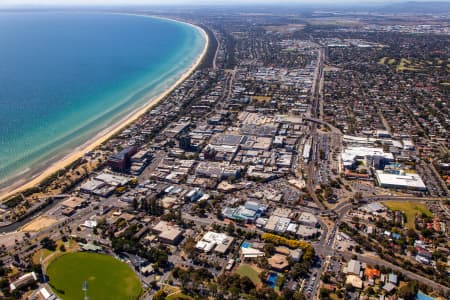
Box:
left=342, top=146, right=394, bottom=167
left=346, top=275, right=363, bottom=289
left=196, top=231, right=234, bottom=253
left=152, top=221, right=184, bottom=243
left=61, top=196, right=86, bottom=209
left=268, top=253, right=290, bottom=271
left=376, top=170, right=427, bottom=191
left=298, top=212, right=318, bottom=225
left=345, top=259, right=361, bottom=275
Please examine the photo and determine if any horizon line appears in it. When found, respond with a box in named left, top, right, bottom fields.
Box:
left=2, top=1, right=450, bottom=8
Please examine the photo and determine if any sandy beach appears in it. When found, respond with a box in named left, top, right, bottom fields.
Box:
left=0, top=17, right=209, bottom=201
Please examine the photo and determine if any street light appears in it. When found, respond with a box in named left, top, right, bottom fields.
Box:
left=82, top=280, right=89, bottom=300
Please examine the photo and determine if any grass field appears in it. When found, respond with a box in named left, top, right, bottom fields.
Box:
left=379, top=56, right=449, bottom=72
left=382, top=201, right=433, bottom=229
left=32, top=248, right=52, bottom=265
left=47, top=252, right=141, bottom=300
left=236, top=264, right=261, bottom=286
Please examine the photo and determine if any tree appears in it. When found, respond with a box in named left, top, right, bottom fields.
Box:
left=276, top=274, right=285, bottom=289
left=259, top=270, right=268, bottom=283
left=240, top=276, right=256, bottom=293
left=319, top=288, right=331, bottom=299
left=421, top=228, right=433, bottom=238
left=40, top=237, right=56, bottom=251
left=406, top=228, right=418, bottom=241
left=397, top=281, right=418, bottom=300
left=289, top=262, right=308, bottom=280
left=182, top=237, right=196, bottom=258
left=152, top=290, right=167, bottom=300
left=226, top=222, right=235, bottom=235
left=0, top=278, right=10, bottom=295
left=256, top=257, right=270, bottom=269
left=251, top=286, right=279, bottom=300
left=321, top=273, right=331, bottom=284
left=293, top=291, right=306, bottom=300
left=263, top=242, right=276, bottom=255
left=345, top=283, right=355, bottom=292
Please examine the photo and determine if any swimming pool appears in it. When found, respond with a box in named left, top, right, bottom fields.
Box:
left=241, top=241, right=252, bottom=248
left=416, top=291, right=435, bottom=300
left=267, top=273, right=279, bottom=288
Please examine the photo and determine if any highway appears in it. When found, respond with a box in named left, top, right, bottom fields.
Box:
left=304, top=116, right=342, bottom=135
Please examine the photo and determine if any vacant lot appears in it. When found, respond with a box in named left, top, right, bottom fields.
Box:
left=382, top=201, right=433, bottom=229
left=20, top=216, right=57, bottom=232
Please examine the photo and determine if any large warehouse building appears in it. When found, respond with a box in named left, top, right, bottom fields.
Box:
left=375, top=170, right=427, bottom=191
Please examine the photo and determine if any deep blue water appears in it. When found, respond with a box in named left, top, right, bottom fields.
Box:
left=0, top=12, right=205, bottom=186
left=267, top=273, right=278, bottom=288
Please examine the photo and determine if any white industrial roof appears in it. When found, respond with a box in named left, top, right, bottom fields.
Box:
left=196, top=231, right=233, bottom=253
left=287, top=223, right=298, bottom=233
left=82, top=220, right=97, bottom=228
left=80, top=179, right=105, bottom=192
left=376, top=170, right=426, bottom=190
left=241, top=247, right=265, bottom=258
left=345, top=259, right=361, bottom=275
left=342, top=147, right=394, bottom=167
left=96, top=173, right=130, bottom=186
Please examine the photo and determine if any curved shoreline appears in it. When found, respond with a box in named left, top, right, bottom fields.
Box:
left=0, top=14, right=209, bottom=201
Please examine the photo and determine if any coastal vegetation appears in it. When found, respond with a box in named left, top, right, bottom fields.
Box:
left=197, top=25, right=219, bottom=69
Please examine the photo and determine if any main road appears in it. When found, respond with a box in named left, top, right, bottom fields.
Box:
left=305, top=46, right=327, bottom=211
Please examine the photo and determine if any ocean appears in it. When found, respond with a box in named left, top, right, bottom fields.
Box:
left=0, top=12, right=205, bottom=187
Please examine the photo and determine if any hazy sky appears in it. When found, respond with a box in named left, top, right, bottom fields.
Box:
left=0, top=0, right=426, bottom=6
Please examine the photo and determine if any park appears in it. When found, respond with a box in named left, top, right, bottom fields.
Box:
left=46, top=252, right=141, bottom=300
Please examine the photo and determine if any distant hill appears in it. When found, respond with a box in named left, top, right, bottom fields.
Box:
left=379, top=1, right=450, bottom=14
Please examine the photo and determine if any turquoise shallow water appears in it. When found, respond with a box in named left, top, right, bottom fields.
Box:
left=0, top=12, right=205, bottom=186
